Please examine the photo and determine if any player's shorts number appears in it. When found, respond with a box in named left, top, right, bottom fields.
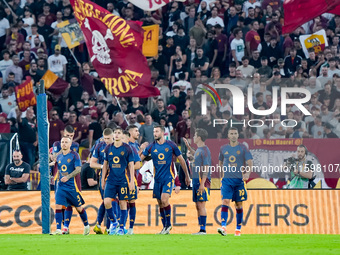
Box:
left=121, top=187, right=128, bottom=194
left=130, top=189, right=136, bottom=195
left=239, top=189, right=245, bottom=196
left=77, top=195, right=81, bottom=205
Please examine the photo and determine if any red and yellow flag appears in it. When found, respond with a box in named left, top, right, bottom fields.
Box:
left=70, top=0, right=160, bottom=98
left=15, top=77, right=36, bottom=112
left=42, top=70, right=69, bottom=95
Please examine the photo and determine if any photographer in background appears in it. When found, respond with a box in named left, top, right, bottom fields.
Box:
left=284, top=145, right=315, bottom=189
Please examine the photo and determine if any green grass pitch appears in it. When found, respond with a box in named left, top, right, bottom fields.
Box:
left=1, top=234, right=339, bottom=255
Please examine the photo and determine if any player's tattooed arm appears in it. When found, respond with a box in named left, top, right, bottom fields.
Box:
left=65, top=166, right=81, bottom=180
left=183, top=138, right=195, bottom=155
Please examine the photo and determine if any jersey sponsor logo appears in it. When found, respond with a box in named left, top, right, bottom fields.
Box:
left=158, top=153, right=165, bottom=160
left=229, top=155, right=236, bottom=163
left=61, top=165, right=67, bottom=172
left=113, top=156, right=120, bottom=163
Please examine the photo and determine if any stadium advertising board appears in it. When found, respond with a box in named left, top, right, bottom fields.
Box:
left=0, top=190, right=339, bottom=234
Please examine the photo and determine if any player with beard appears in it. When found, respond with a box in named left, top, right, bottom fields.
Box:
left=141, top=125, right=191, bottom=234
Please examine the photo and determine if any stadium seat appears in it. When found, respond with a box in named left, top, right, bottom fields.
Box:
left=246, top=178, right=277, bottom=189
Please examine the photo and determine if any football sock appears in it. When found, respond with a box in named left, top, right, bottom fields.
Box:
left=164, top=205, right=171, bottom=227
left=198, top=217, right=201, bottom=226
left=61, top=208, right=65, bottom=225
left=55, top=209, right=63, bottom=230
left=97, top=202, right=105, bottom=225
left=64, top=206, right=73, bottom=228
left=119, top=210, right=127, bottom=229
left=79, top=209, right=89, bottom=226
left=112, top=200, right=120, bottom=219
left=160, top=208, right=166, bottom=228
left=106, top=207, right=117, bottom=223
left=200, top=216, right=207, bottom=231
left=129, top=202, right=136, bottom=229
left=236, top=208, right=243, bottom=230
left=106, top=215, right=110, bottom=230
left=221, top=205, right=229, bottom=227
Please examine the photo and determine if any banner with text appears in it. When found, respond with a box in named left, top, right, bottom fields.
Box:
left=15, top=77, right=36, bottom=112
left=0, top=190, right=339, bottom=234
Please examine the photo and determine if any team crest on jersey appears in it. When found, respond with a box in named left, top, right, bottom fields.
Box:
left=121, top=151, right=124, bottom=155
left=165, top=148, right=169, bottom=152
left=73, top=148, right=77, bottom=152
left=53, top=123, right=57, bottom=127
left=237, top=150, right=240, bottom=155
left=109, top=152, right=113, bottom=155
left=67, top=159, right=71, bottom=163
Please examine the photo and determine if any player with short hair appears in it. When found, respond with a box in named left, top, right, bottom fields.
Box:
left=183, top=128, right=211, bottom=235
left=51, top=136, right=89, bottom=235
left=51, top=125, right=80, bottom=235
left=101, top=127, right=135, bottom=236
left=90, top=128, right=119, bottom=234
left=122, top=128, right=142, bottom=234
left=141, top=125, right=191, bottom=234
left=217, top=127, right=253, bottom=236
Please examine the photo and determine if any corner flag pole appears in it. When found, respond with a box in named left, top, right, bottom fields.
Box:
left=37, top=80, right=51, bottom=234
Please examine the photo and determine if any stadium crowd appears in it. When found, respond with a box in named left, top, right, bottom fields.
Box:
left=0, top=0, right=340, bottom=189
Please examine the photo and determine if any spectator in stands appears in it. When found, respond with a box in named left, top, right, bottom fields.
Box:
left=139, top=113, right=157, bottom=144
left=127, top=97, right=146, bottom=114
left=5, top=150, right=30, bottom=190
left=324, top=122, right=338, bottom=138
left=5, top=55, right=22, bottom=83
left=87, top=112, right=102, bottom=149
left=27, top=24, right=47, bottom=50
left=0, top=86, right=16, bottom=114
left=284, top=48, right=302, bottom=76
left=245, top=21, right=261, bottom=57
left=48, top=44, right=67, bottom=79
left=6, top=24, right=24, bottom=52
left=114, top=111, right=128, bottom=130
left=66, top=75, right=83, bottom=110
left=237, top=56, right=255, bottom=78
left=16, top=107, right=37, bottom=168
left=49, top=108, right=64, bottom=147
left=258, top=56, right=272, bottom=79
left=175, top=109, right=190, bottom=144
left=206, top=6, right=224, bottom=27
left=230, top=27, right=245, bottom=67
left=66, top=111, right=82, bottom=143
left=151, top=98, right=166, bottom=124
left=168, top=85, right=186, bottom=115
left=166, top=104, right=180, bottom=128
left=81, top=162, right=98, bottom=190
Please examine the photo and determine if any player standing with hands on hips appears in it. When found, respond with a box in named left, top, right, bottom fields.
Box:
left=141, top=126, right=191, bottom=234
left=218, top=127, right=253, bottom=236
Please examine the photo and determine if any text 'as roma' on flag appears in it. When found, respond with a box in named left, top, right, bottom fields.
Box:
left=15, top=76, right=36, bottom=112
left=70, top=0, right=160, bottom=98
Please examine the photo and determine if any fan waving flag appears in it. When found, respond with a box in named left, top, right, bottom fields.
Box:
left=70, top=0, right=160, bottom=98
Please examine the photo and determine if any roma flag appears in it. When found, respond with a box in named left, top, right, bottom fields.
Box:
left=283, top=0, right=340, bottom=34
left=15, top=77, right=36, bottom=112
left=70, top=0, right=160, bottom=98
left=299, top=29, right=328, bottom=58
left=142, top=25, right=159, bottom=57
left=42, top=70, right=69, bottom=95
